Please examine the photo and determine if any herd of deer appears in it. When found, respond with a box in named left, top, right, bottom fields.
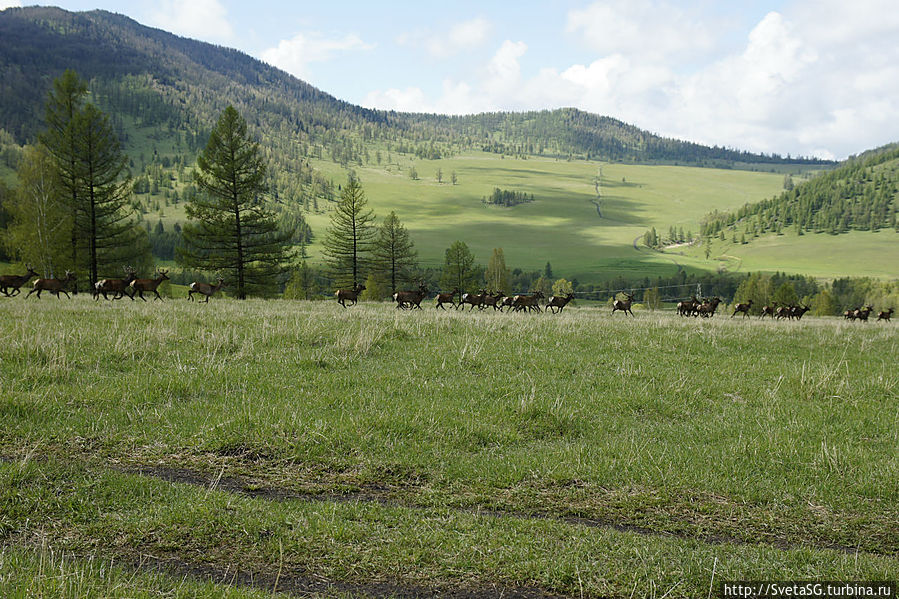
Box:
left=843, top=305, right=893, bottom=322
left=0, top=264, right=225, bottom=303
left=336, top=284, right=629, bottom=315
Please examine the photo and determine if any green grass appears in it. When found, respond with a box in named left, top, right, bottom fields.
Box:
left=304, top=152, right=788, bottom=282
left=1, top=297, right=897, bottom=596
left=674, top=230, right=899, bottom=279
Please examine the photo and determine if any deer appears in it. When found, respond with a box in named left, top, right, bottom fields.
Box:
left=545, top=292, right=574, bottom=314
left=335, top=283, right=365, bottom=308
left=393, top=283, right=428, bottom=310
left=791, top=305, right=811, bottom=320
left=877, top=308, right=893, bottom=322
left=855, top=305, right=874, bottom=322
left=434, top=288, right=459, bottom=310
left=188, top=277, right=226, bottom=303
left=482, top=290, right=505, bottom=311
left=458, top=289, right=487, bottom=311
left=677, top=296, right=699, bottom=317
left=130, top=268, right=169, bottom=301
left=511, top=290, right=545, bottom=313
left=26, top=270, right=76, bottom=299
left=731, top=299, right=753, bottom=318
left=611, top=292, right=635, bottom=317
left=697, top=297, right=722, bottom=318
left=759, top=303, right=777, bottom=319
left=93, top=266, right=136, bottom=300
left=0, top=264, right=39, bottom=297
left=498, top=294, right=516, bottom=312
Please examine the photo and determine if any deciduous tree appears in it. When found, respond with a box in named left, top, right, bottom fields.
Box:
left=372, top=211, right=417, bottom=294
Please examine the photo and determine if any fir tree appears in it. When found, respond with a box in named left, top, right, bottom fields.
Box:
left=322, top=176, right=376, bottom=288
left=180, top=106, right=292, bottom=298
left=372, top=211, right=417, bottom=294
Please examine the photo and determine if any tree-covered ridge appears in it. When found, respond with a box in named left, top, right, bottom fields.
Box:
left=699, top=144, right=899, bottom=239
left=0, top=6, right=833, bottom=168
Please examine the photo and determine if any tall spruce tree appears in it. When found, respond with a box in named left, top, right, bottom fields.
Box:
left=72, top=103, right=148, bottom=286
left=322, top=176, right=376, bottom=288
left=372, top=211, right=416, bottom=293
left=39, top=69, right=87, bottom=290
left=180, top=106, right=291, bottom=299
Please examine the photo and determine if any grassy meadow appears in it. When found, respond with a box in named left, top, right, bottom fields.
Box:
left=1, top=296, right=897, bottom=597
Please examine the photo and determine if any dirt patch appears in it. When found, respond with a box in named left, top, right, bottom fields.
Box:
left=121, top=463, right=872, bottom=557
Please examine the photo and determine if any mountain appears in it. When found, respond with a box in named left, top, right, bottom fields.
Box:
left=0, top=6, right=830, bottom=168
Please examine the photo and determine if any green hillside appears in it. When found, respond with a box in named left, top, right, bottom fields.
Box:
left=6, top=5, right=895, bottom=286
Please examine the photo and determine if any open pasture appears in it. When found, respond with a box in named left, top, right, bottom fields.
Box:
left=1, top=297, right=897, bottom=597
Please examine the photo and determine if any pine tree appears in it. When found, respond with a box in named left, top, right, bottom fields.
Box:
left=180, top=106, right=292, bottom=298
left=39, top=69, right=87, bottom=289
left=73, top=103, right=149, bottom=286
left=322, top=176, right=376, bottom=288
left=372, top=211, right=417, bottom=294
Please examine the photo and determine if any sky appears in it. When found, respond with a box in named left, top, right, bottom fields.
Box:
left=3, top=1, right=899, bottom=160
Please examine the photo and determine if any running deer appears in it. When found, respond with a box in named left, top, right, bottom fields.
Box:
left=877, top=308, right=893, bottom=322
left=130, top=268, right=169, bottom=301
left=731, top=299, right=753, bottom=318
left=188, top=278, right=225, bottom=303
left=94, top=266, right=136, bottom=300
left=511, top=290, right=545, bottom=313
left=27, top=270, right=76, bottom=299
left=0, top=264, right=39, bottom=297
left=611, top=292, right=635, bottom=317
left=393, top=283, right=428, bottom=310
left=545, top=292, right=574, bottom=314
left=335, top=283, right=365, bottom=308
left=434, top=288, right=459, bottom=310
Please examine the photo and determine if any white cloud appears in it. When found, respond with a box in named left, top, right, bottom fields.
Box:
left=261, top=32, right=374, bottom=80
left=147, top=0, right=233, bottom=42
left=566, top=0, right=715, bottom=63
left=398, top=17, right=491, bottom=58
left=0, top=0, right=22, bottom=9
left=365, top=1, right=899, bottom=159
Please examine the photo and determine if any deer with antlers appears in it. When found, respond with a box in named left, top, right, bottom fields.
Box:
left=26, top=270, right=76, bottom=299
left=130, top=268, right=169, bottom=301
left=188, top=277, right=225, bottom=303
left=94, top=266, right=137, bottom=301
left=0, top=264, right=39, bottom=297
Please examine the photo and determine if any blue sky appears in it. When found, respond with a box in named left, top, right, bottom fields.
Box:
left=4, top=1, right=899, bottom=160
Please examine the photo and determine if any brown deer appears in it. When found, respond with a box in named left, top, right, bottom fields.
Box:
left=94, top=266, right=136, bottom=300
left=545, top=292, right=574, bottom=314
left=791, top=305, right=811, bottom=320
left=677, top=296, right=699, bottom=317
left=760, top=303, right=777, bottom=319
left=434, top=288, right=459, bottom=310
left=0, top=264, right=39, bottom=297
left=482, top=291, right=505, bottom=311
left=511, top=290, right=545, bottom=313
left=697, top=297, right=722, bottom=318
left=130, top=268, right=169, bottom=301
left=611, top=292, right=635, bottom=317
left=877, top=308, right=893, bottom=322
left=458, top=289, right=487, bottom=311
left=855, top=305, right=874, bottom=322
left=188, top=278, right=225, bottom=303
left=393, top=283, right=428, bottom=310
left=335, top=283, right=365, bottom=308
left=731, top=299, right=753, bottom=318
left=26, top=270, right=76, bottom=299
left=498, top=295, right=515, bottom=312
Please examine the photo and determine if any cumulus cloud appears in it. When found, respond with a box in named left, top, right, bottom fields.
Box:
left=147, top=0, right=233, bottom=42
left=566, top=0, right=715, bottom=62
left=261, top=32, right=374, bottom=80
left=365, top=0, right=899, bottom=159
left=397, top=17, right=491, bottom=58
left=0, top=1, right=22, bottom=9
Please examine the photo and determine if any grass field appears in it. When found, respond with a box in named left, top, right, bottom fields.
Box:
left=1, top=296, right=897, bottom=597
